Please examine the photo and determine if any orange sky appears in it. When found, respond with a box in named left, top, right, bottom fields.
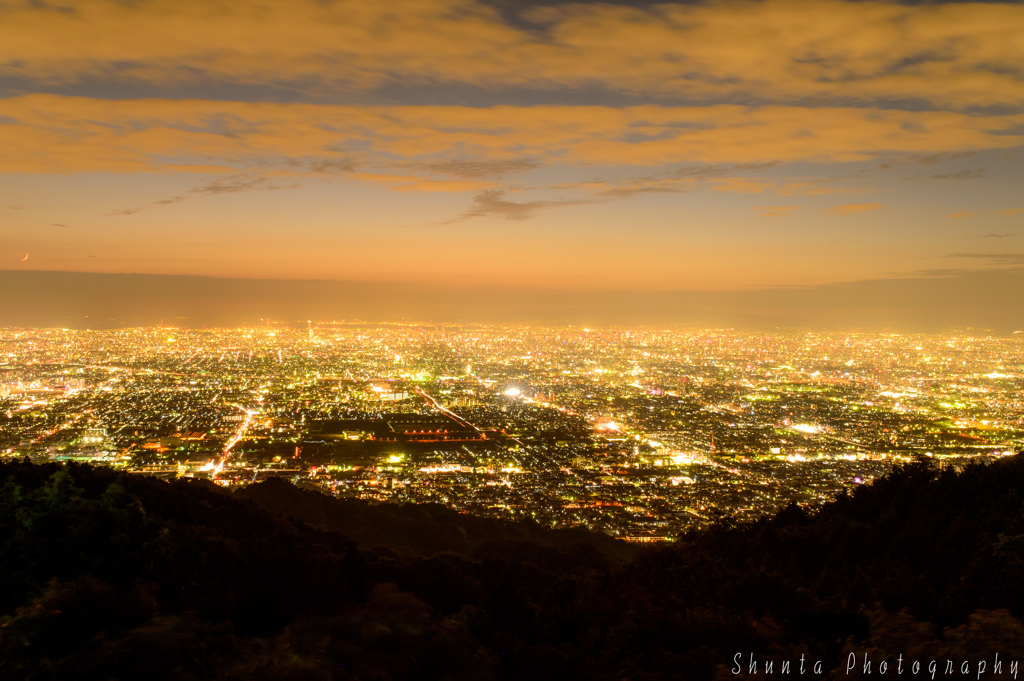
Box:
left=2, top=0, right=1023, bottom=307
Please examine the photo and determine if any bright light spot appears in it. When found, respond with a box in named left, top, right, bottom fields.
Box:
left=791, top=424, right=820, bottom=434
left=504, top=387, right=521, bottom=397
left=420, top=464, right=461, bottom=474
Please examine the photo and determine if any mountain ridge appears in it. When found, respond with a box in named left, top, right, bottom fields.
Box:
left=2, top=457, right=1024, bottom=679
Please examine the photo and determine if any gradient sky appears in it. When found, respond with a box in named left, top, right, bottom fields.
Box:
left=2, top=0, right=1024, bottom=302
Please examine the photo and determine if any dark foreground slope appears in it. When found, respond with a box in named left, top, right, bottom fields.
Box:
left=2, top=458, right=1024, bottom=680
left=236, top=476, right=634, bottom=561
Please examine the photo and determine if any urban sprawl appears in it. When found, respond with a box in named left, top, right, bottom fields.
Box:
left=2, top=324, right=1021, bottom=540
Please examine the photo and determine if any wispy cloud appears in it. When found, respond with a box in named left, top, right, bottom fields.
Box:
left=756, top=205, right=801, bottom=218
left=552, top=161, right=862, bottom=204
left=107, top=175, right=293, bottom=216
left=824, top=203, right=883, bottom=215
left=670, top=162, right=778, bottom=180
left=306, top=158, right=357, bottom=174
left=442, top=161, right=804, bottom=219
left=552, top=162, right=779, bottom=200
left=552, top=176, right=694, bottom=199
left=414, top=159, right=542, bottom=180
left=931, top=168, right=987, bottom=181
left=445, top=189, right=591, bottom=223
left=947, top=252, right=1024, bottom=266
left=1001, top=208, right=1024, bottom=216
left=107, top=207, right=144, bottom=217
left=947, top=212, right=976, bottom=219
left=982, top=233, right=1016, bottom=239
left=712, top=177, right=771, bottom=194
left=876, top=151, right=978, bottom=172
left=191, top=177, right=269, bottom=195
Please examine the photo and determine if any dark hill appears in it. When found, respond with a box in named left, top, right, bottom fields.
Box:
left=236, top=476, right=635, bottom=562
left=2, top=457, right=1024, bottom=680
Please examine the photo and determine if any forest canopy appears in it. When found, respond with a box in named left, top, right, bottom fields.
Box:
left=2, top=456, right=1024, bottom=680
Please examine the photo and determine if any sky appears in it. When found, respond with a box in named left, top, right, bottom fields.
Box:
left=2, top=0, right=1024, bottom=327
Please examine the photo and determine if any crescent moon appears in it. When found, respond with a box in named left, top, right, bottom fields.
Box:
left=21, top=253, right=28, bottom=261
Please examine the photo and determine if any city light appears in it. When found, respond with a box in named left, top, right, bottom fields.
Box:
left=0, top=324, right=1019, bottom=538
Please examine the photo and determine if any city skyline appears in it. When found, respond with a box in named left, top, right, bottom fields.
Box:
left=3, top=0, right=1024, bottom=329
